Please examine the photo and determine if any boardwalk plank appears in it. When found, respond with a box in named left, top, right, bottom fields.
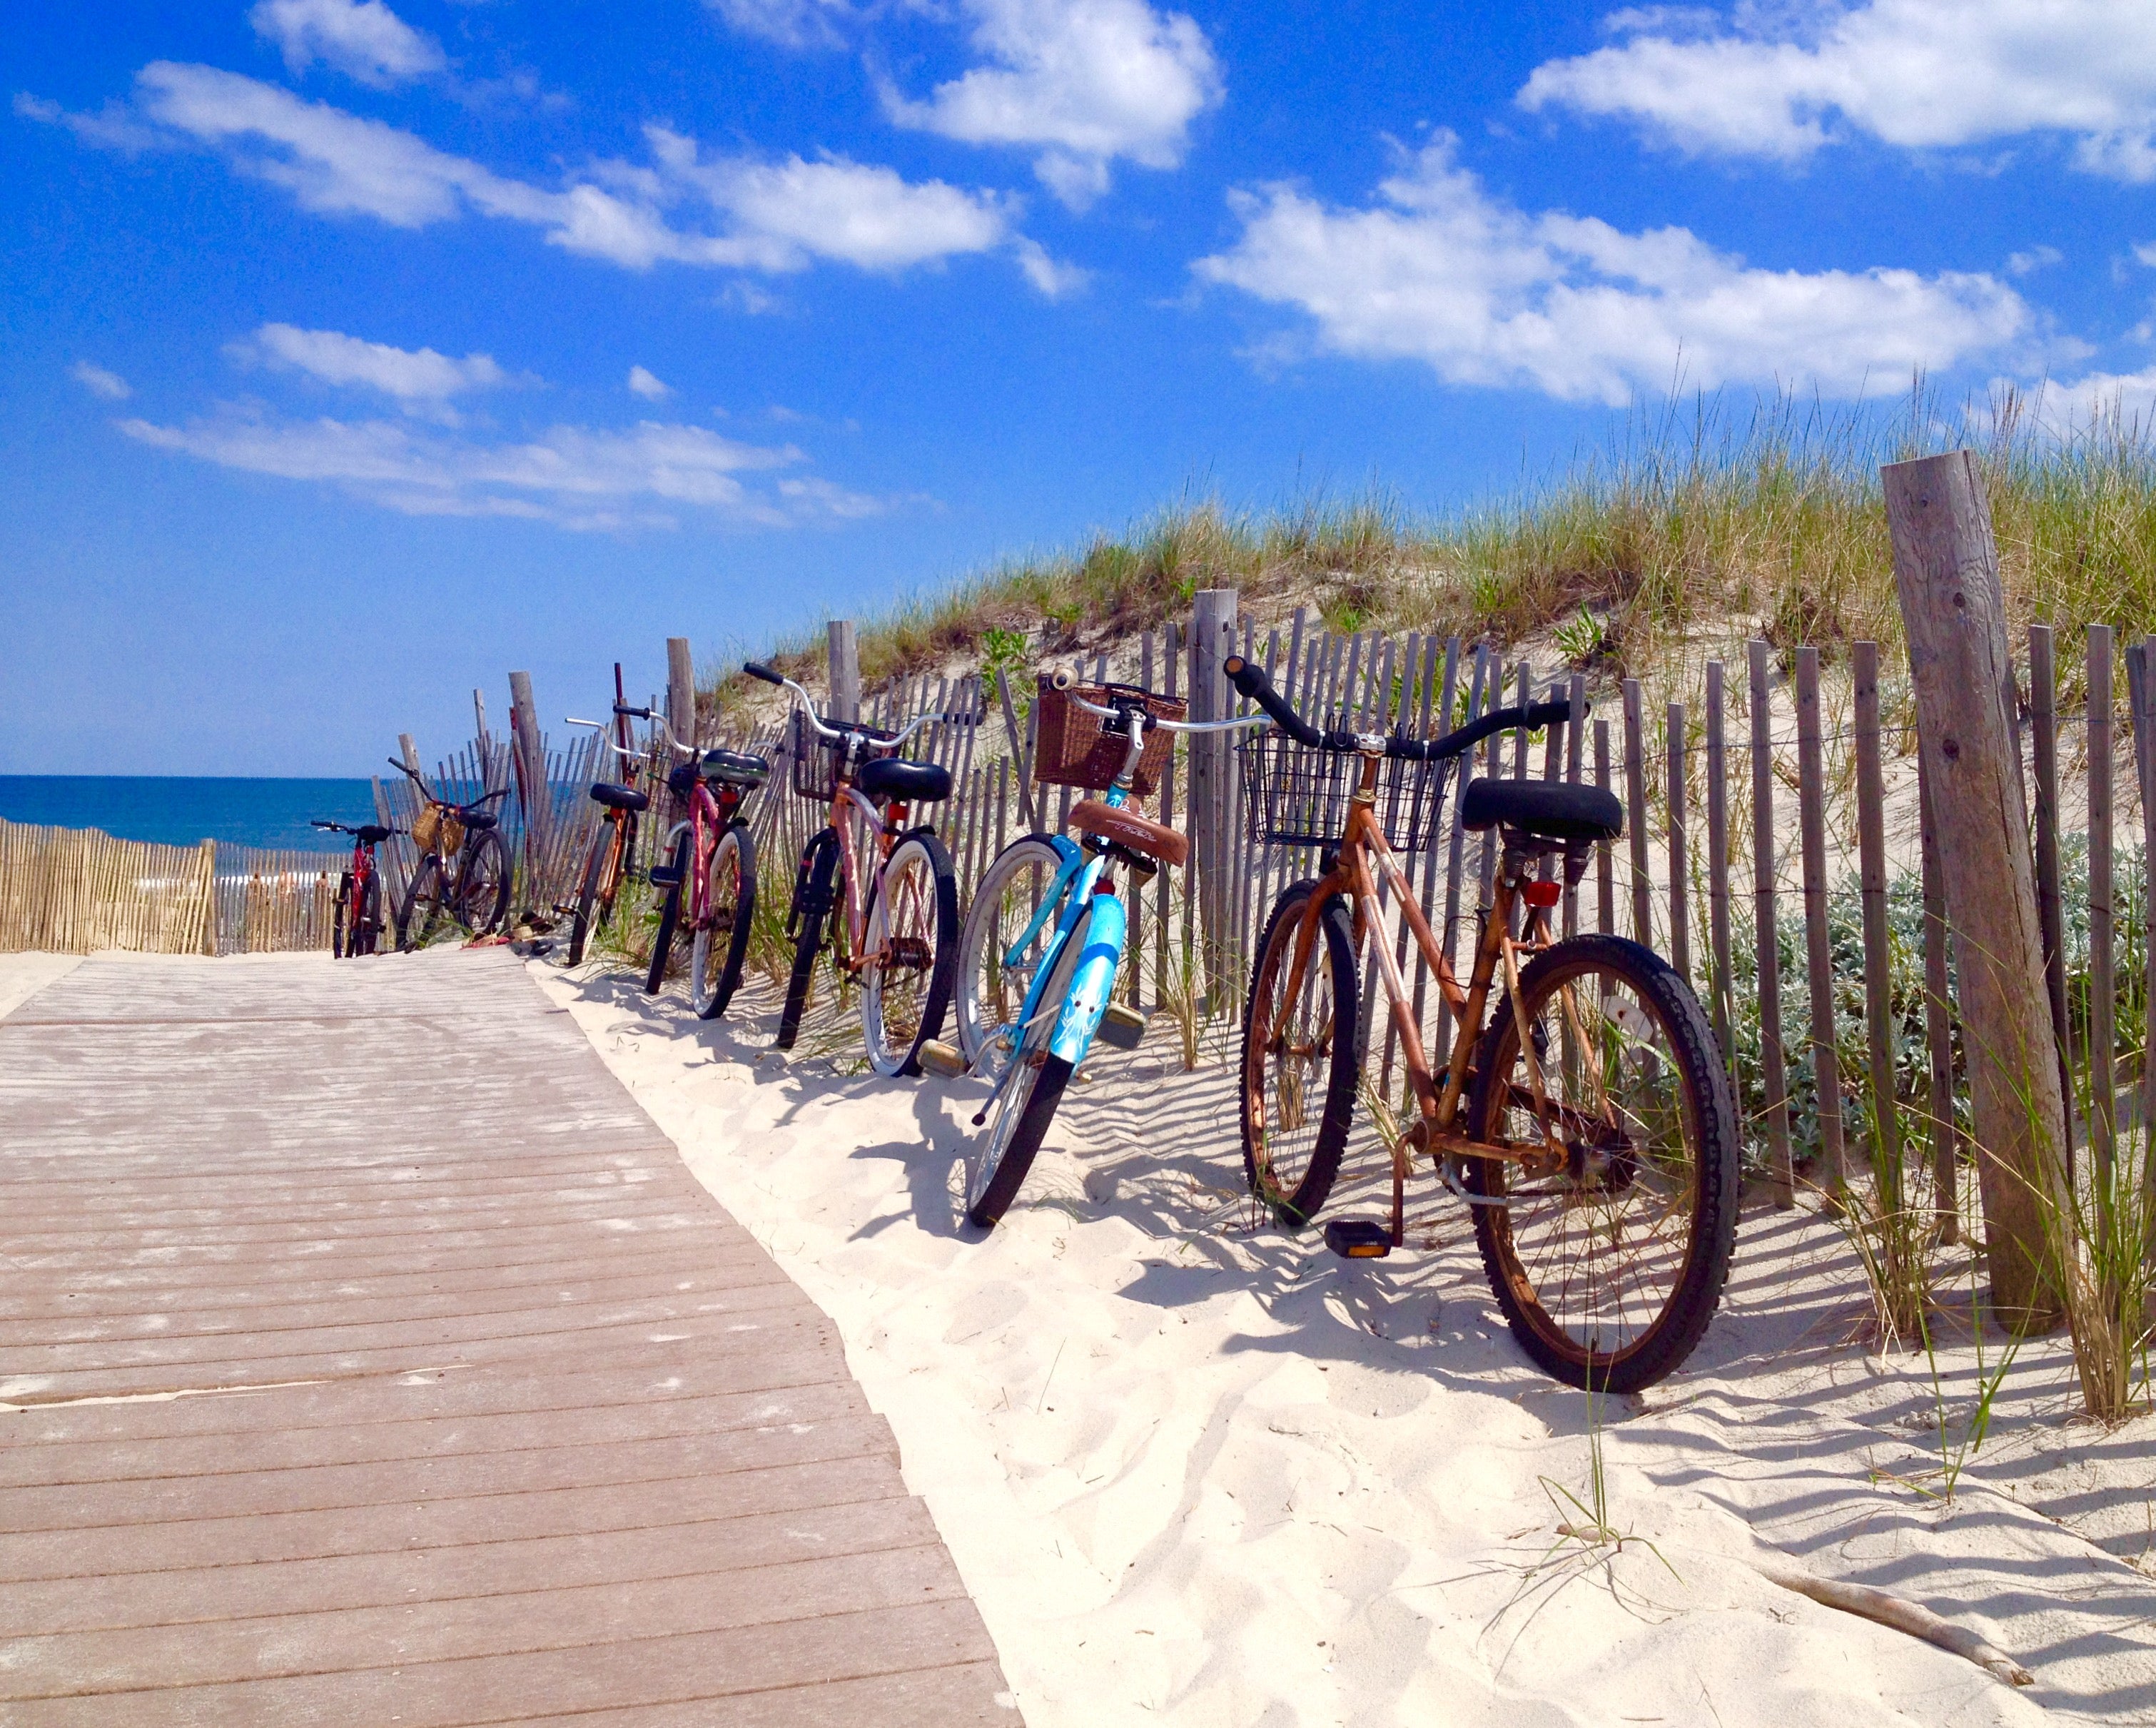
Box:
left=0, top=951, right=1016, bottom=1724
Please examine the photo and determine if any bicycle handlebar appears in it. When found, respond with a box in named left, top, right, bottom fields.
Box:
left=1223, top=655, right=1575, bottom=760
left=386, top=757, right=509, bottom=807
left=740, top=660, right=958, bottom=752
left=1049, top=668, right=1268, bottom=735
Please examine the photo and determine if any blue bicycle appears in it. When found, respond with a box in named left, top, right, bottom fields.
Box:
left=943, top=671, right=1261, bottom=1228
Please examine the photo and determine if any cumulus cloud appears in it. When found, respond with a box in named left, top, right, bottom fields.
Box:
left=704, top=0, right=856, bottom=50
left=238, top=323, right=511, bottom=415
left=250, top=0, right=447, bottom=87
left=885, top=0, right=1222, bottom=208
left=26, top=65, right=1048, bottom=285
left=119, top=406, right=886, bottom=530
left=1194, top=138, right=2033, bottom=404
left=1519, top=1, right=2156, bottom=180
left=71, top=361, right=133, bottom=401
left=627, top=365, right=672, bottom=399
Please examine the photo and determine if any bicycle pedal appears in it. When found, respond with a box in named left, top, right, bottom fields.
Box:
left=1323, top=1221, right=1395, bottom=1260
left=647, top=864, right=683, bottom=887
left=1096, top=1002, right=1148, bottom=1051
left=916, top=1039, right=968, bottom=1081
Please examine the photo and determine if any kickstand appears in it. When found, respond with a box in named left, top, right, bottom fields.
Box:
left=1389, top=1135, right=1407, bottom=1249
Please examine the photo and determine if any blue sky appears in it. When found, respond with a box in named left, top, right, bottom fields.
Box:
left=6, top=0, right=2155, bottom=773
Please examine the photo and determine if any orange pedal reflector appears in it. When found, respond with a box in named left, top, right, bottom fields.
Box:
left=1324, top=1220, right=1394, bottom=1259
left=1522, top=880, right=1562, bottom=908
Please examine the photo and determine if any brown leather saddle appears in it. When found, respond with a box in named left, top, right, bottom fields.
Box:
left=1066, top=799, right=1188, bottom=869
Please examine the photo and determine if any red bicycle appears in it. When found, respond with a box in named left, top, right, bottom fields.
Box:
left=310, top=818, right=396, bottom=958
left=567, top=704, right=769, bottom=1018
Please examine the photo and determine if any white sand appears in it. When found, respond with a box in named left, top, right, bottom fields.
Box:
left=535, top=961, right=2156, bottom=1727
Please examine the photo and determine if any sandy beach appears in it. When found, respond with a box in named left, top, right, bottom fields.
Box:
left=532, top=959, right=2156, bottom=1728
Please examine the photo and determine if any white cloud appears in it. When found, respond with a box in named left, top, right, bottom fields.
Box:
left=71, top=361, right=133, bottom=401
left=1194, top=138, right=2033, bottom=405
left=1012, top=237, right=1088, bottom=298
left=1519, top=1, right=2156, bottom=181
left=31, top=66, right=1037, bottom=283
left=2006, top=245, right=2063, bottom=277
left=627, top=365, right=672, bottom=400
left=884, top=0, right=1222, bottom=209
left=239, top=323, right=510, bottom=415
left=119, top=406, right=886, bottom=530
left=250, top=0, right=447, bottom=88
left=2015, top=368, right=2156, bottom=434
left=704, top=0, right=855, bottom=49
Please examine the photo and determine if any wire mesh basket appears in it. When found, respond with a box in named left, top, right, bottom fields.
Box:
left=789, top=709, right=898, bottom=803
left=1239, top=730, right=1451, bottom=853
left=1033, top=676, right=1186, bottom=795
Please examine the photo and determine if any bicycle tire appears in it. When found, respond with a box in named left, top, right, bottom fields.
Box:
left=691, top=824, right=758, bottom=1020
left=568, top=821, right=614, bottom=967
left=454, top=828, right=511, bottom=937
left=861, top=830, right=958, bottom=1077
left=353, top=870, right=382, bottom=956
left=332, top=871, right=354, bottom=959
left=1240, top=879, right=1361, bottom=1227
left=1464, top=932, right=1738, bottom=1394
left=776, top=829, right=842, bottom=1050
left=965, top=896, right=1092, bottom=1229
left=645, top=831, right=690, bottom=996
left=954, top=834, right=1066, bottom=1074
left=395, top=856, right=445, bottom=951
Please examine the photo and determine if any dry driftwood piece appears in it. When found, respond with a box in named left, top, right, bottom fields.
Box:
left=1753, top=1559, right=2035, bottom=1687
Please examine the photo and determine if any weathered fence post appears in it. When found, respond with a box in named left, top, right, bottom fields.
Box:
left=1918, top=757, right=1961, bottom=1242
left=1706, top=660, right=1733, bottom=1066
left=509, top=671, right=550, bottom=903
left=667, top=637, right=697, bottom=750
left=2028, top=624, right=2075, bottom=1145
left=2128, top=639, right=2156, bottom=1268
left=1795, top=645, right=1848, bottom=1196
left=1188, top=587, right=1236, bottom=1006
left=1853, top=640, right=1900, bottom=1205
left=827, top=620, right=859, bottom=723
left=1622, top=679, right=1651, bottom=944
left=1884, top=450, right=2071, bottom=1327
left=1749, top=639, right=1796, bottom=1208
left=398, top=733, right=423, bottom=782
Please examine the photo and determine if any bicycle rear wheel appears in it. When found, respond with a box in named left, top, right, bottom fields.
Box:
left=966, top=897, right=1090, bottom=1230
left=568, top=820, right=616, bottom=966
left=776, top=830, right=844, bottom=1050
left=862, top=831, right=958, bottom=1077
left=332, top=871, right=354, bottom=959
left=351, top=871, right=382, bottom=956
left=691, top=824, right=757, bottom=1020
left=395, top=856, right=445, bottom=951
left=646, top=831, right=690, bottom=996
left=1240, top=880, right=1360, bottom=1226
left=954, top=835, right=1064, bottom=1077
left=1463, top=932, right=1737, bottom=1394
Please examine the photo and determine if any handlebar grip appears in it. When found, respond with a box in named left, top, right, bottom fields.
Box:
left=613, top=703, right=654, bottom=719
left=1224, top=655, right=1322, bottom=748
left=1525, top=698, right=1576, bottom=731
left=742, top=661, right=783, bottom=687
left=1049, top=668, right=1074, bottom=691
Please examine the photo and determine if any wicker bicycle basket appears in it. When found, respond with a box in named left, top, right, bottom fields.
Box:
left=1033, top=676, right=1186, bottom=796
left=1239, top=731, right=1450, bottom=854
left=789, top=709, right=899, bottom=803
left=411, top=804, right=465, bottom=857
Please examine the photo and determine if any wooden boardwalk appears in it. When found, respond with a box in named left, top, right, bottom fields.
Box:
left=0, top=949, right=1017, bottom=1725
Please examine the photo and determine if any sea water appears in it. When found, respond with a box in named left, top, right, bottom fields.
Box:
left=0, top=777, right=378, bottom=853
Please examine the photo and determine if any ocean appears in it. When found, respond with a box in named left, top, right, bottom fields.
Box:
left=0, top=777, right=380, bottom=854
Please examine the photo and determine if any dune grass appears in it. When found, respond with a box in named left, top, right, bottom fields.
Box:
left=707, top=381, right=2156, bottom=709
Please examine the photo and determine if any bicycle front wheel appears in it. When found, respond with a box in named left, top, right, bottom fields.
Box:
left=862, top=831, right=958, bottom=1077
left=332, top=871, right=354, bottom=959
left=454, top=829, right=511, bottom=936
left=966, top=896, right=1091, bottom=1230
left=1240, top=880, right=1360, bottom=1226
left=395, top=856, right=445, bottom=951
left=352, top=870, right=382, bottom=957
left=953, top=834, right=1064, bottom=1076
left=1463, top=932, right=1738, bottom=1394
left=691, top=824, right=757, bottom=1020
left=777, top=831, right=844, bottom=1050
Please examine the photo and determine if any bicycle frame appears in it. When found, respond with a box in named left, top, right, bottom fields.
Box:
left=1268, top=751, right=1581, bottom=1242
left=991, top=782, right=1135, bottom=1069
left=819, top=772, right=918, bottom=971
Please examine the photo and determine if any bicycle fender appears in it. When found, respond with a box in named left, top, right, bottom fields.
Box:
left=1049, top=893, right=1127, bottom=1066
left=789, top=829, right=841, bottom=931
left=1004, top=837, right=1088, bottom=968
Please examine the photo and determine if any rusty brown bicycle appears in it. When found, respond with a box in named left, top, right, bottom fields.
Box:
left=1228, top=655, right=1737, bottom=1393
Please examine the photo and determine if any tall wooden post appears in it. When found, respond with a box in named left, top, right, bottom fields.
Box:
left=827, top=620, right=859, bottom=723
left=1795, top=646, right=1847, bottom=1195
left=1853, top=641, right=1899, bottom=1199
left=509, top=671, right=550, bottom=904
left=667, top=637, right=697, bottom=752
left=1884, top=450, right=2070, bottom=1326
